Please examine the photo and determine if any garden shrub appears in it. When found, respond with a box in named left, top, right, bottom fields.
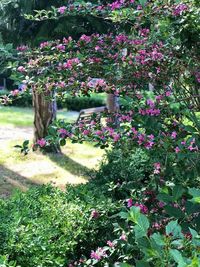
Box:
left=60, top=95, right=105, bottom=111
left=0, top=184, right=120, bottom=267
left=75, top=185, right=200, bottom=266
left=9, top=94, right=105, bottom=110
left=95, top=147, right=153, bottom=199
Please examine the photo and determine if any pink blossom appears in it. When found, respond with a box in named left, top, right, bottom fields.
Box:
left=146, top=99, right=155, bottom=108
left=173, top=4, right=188, bottom=16
left=120, top=233, right=127, bottom=241
left=158, top=202, right=165, bottom=208
left=58, top=128, right=68, bottom=137
left=91, top=210, right=100, bottom=219
left=171, top=131, right=177, bottom=139
left=90, top=248, right=107, bottom=261
left=83, top=130, right=90, bottom=135
left=11, top=89, right=20, bottom=96
left=107, top=240, right=115, bottom=248
left=154, top=162, right=161, bottom=174
left=134, top=203, right=148, bottom=214
left=16, top=45, right=28, bottom=52
left=37, top=138, right=46, bottom=147
left=127, top=198, right=133, bottom=208
left=40, top=41, right=49, bottom=49
left=113, top=133, right=120, bottom=142
left=58, top=6, right=67, bottom=14
left=165, top=91, right=172, bottom=97
left=56, top=44, right=65, bottom=51
left=17, top=66, right=25, bottom=72
left=175, top=146, right=180, bottom=153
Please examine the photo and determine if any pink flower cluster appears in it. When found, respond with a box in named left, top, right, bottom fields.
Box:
left=37, top=138, right=46, bottom=147
left=11, top=89, right=20, bottom=96
left=16, top=45, right=28, bottom=52
left=173, top=4, right=188, bottom=16
left=58, top=58, right=80, bottom=70
left=127, top=199, right=148, bottom=214
left=153, top=162, right=161, bottom=174
left=90, top=247, right=107, bottom=261
left=131, top=129, right=155, bottom=150
left=58, top=6, right=67, bottom=14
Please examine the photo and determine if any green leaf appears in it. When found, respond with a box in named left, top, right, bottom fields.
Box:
left=14, top=145, right=22, bottom=148
left=136, top=260, right=150, bottom=267
left=60, top=139, right=66, bottom=146
left=134, top=214, right=149, bottom=239
left=151, top=233, right=165, bottom=246
left=188, top=188, right=200, bottom=203
left=169, top=249, right=186, bottom=267
left=184, top=125, right=197, bottom=134
left=139, top=0, right=147, bottom=7
left=119, top=264, right=132, bottom=267
left=119, top=211, right=129, bottom=219
left=172, top=185, right=185, bottom=201
left=166, top=220, right=183, bottom=238
left=23, top=140, right=29, bottom=147
left=189, top=228, right=200, bottom=239
left=129, top=206, right=140, bottom=223
left=157, top=193, right=173, bottom=203
left=164, top=205, right=185, bottom=219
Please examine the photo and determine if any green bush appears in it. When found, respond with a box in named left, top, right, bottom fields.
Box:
left=59, top=95, right=105, bottom=111
left=9, top=94, right=105, bottom=111
left=0, top=184, right=120, bottom=267
left=95, top=147, right=153, bottom=199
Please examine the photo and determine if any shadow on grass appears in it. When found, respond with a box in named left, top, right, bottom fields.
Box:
left=0, top=165, right=36, bottom=198
left=47, top=153, right=95, bottom=180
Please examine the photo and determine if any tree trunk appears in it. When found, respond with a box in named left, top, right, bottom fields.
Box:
left=106, top=94, right=119, bottom=113
left=106, top=94, right=119, bottom=127
left=32, top=90, right=59, bottom=152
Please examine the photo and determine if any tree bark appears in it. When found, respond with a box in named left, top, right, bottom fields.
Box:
left=106, top=93, right=119, bottom=127
left=106, top=94, right=119, bottom=113
left=32, top=90, right=57, bottom=142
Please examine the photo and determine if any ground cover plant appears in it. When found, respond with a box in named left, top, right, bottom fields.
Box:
left=0, top=0, right=199, bottom=266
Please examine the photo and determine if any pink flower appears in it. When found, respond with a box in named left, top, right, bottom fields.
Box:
left=17, top=66, right=25, bottom=72
left=56, top=44, right=65, bottom=51
left=154, top=162, right=161, bottom=174
left=120, top=233, right=127, bottom=241
left=127, top=198, right=133, bottom=208
left=17, top=45, right=28, bottom=52
left=158, top=201, right=165, bottom=208
left=90, top=248, right=107, bottom=261
left=107, top=240, right=115, bottom=248
left=83, top=130, right=90, bottom=135
left=146, top=99, right=155, bottom=108
left=171, top=131, right=177, bottom=139
left=37, top=138, right=46, bottom=148
left=113, top=133, right=120, bottom=142
left=134, top=203, right=148, bottom=214
left=11, top=89, right=20, bottom=96
left=165, top=91, right=172, bottom=97
left=175, top=146, right=180, bottom=153
left=91, top=210, right=100, bottom=219
left=173, top=4, right=188, bottom=16
left=58, top=6, right=67, bottom=14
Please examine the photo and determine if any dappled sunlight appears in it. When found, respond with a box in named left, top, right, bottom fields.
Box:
left=0, top=123, right=104, bottom=196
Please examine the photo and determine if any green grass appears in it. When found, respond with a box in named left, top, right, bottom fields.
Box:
left=0, top=106, right=78, bottom=127
left=0, top=106, right=104, bottom=197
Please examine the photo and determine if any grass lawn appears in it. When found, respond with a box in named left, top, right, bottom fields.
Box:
left=0, top=106, right=104, bottom=197
left=0, top=106, right=78, bottom=127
